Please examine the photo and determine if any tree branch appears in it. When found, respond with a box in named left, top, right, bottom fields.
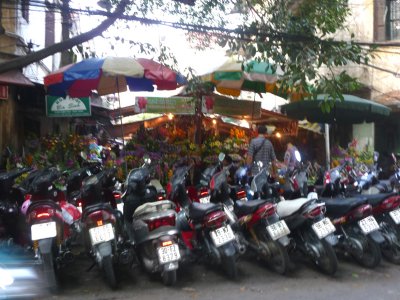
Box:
left=0, top=0, right=130, bottom=74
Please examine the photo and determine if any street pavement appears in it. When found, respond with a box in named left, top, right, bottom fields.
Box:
left=37, top=252, right=400, bottom=300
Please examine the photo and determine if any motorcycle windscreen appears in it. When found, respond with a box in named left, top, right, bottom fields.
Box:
left=251, top=169, right=268, bottom=192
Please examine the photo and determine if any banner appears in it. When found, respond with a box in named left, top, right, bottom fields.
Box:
left=202, top=95, right=261, bottom=117
left=134, top=97, right=195, bottom=114
left=46, top=96, right=91, bottom=117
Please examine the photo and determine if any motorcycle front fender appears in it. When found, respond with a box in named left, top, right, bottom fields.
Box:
left=368, top=230, right=385, bottom=244
left=96, top=241, right=113, bottom=258
left=38, top=238, right=53, bottom=254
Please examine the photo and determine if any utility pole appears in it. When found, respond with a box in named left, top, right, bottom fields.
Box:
left=61, top=0, right=72, bottom=66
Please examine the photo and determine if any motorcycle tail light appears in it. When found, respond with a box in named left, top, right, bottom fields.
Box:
left=29, top=206, right=55, bottom=221
left=161, top=240, right=173, bottom=247
left=87, top=210, right=116, bottom=226
left=198, top=189, right=209, bottom=197
left=257, top=203, right=276, bottom=218
left=113, top=192, right=121, bottom=200
left=204, top=211, right=227, bottom=228
left=304, top=205, right=326, bottom=219
left=145, top=214, right=176, bottom=231
left=352, top=204, right=372, bottom=220
left=236, top=190, right=247, bottom=200
left=158, top=194, right=166, bottom=201
left=382, top=196, right=400, bottom=211
left=25, top=194, right=32, bottom=201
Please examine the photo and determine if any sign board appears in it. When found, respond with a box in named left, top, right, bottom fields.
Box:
left=202, top=95, right=261, bottom=117
left=46, top=96, right=91, bottom=117
left=0, top=85, right=8, bottom=100
left=134, top=97, right=195, bottom=114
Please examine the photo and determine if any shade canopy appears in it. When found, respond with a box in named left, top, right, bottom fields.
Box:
left=44, top=57, right=187, bottom=97
left=201, top=57, right=281, bottom=97
left=280, top=94, right=391, bottom=124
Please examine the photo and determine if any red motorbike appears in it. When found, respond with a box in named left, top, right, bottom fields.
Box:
left=168, top=164, right=243, bottom=279
left=23, top=167, right=81, bottom=291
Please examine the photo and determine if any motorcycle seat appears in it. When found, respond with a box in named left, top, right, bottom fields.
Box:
left=276, top=198, right=313, bottom=218
left=81, top=202, right=114, bottom=220
left=188, top=202, right=223, bottom=221
left=361, top=192, right=398, bottom=207
left=322, top=196, right=368, bottom=218
left=234, top=199, right=268, bottom=216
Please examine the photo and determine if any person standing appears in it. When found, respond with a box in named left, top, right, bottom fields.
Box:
left=246, top=125, right=277, bottom=176
left=283, top=140, right=300, bottom=172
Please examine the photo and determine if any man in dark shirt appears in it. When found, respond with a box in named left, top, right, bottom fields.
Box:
left=246, top=125, right=277, bottom=176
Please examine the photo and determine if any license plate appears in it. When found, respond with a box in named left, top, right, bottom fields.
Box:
left=312, top=218, right=336, bottom=239
left=199, top=196, right=210, bottom=204
left=210, top=225, right=235, bottom=247
left=389, top=208, right=400, bottom=224
left=157, top=244, right=181, bottom=264
left=89, top=223, right=115, bottom=245
left=266, top=220, right=291, bottom=240
left=31, top=222, right=57, bottom=241
left=358, top=216, right=380, bottom=234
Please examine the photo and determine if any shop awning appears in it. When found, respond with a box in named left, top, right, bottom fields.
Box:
left=0, top=70, right=35, bottom=87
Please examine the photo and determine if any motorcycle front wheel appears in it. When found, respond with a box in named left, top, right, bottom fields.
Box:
left=103, top=255, right=117, bottom=289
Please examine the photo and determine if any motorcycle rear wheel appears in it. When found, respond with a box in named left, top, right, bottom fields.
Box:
left=315, top=240, right=338, bottom=275
left=303, top=230, right=338, bottom=275
left=42, top=252, right=58, bottom=292
left=222, top=255, right=238, bottom=280
left=265, top=241, right=291, bottom=275
left=352, top=236, right=382, bottom=268
left=162, top=270, right=177, bottom=286
left=103, top=255, right=117, bottom=289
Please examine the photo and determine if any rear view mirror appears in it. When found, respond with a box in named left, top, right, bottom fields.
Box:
left=143, top=155, right=151, bottom=165
left=218, top=153, right=226, bottom=162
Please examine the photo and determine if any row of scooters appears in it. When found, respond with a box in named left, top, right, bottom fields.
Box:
left=1, top=152, right=400, bottom=292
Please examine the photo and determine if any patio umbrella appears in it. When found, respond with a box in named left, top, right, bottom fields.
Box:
left=280, top=94, right=391, bottom=169
left=44, top=57, right=187, bottom=97
left=280, top=94, right=391, bottom=124
left=201, top=56, right=282, bottom=97
left=43, top=57, right=187, bottom=172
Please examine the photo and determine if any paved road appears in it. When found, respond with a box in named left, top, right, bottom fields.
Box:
left=37, top=252, right=400, bottom=300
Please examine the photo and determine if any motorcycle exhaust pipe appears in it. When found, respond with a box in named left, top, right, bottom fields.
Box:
left=237, top=242, right=246, bottom=255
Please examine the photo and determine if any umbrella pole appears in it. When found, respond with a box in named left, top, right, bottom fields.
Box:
left=116, top=77, right=127, bottom=174
left=324, top=123, right=330, bottom=170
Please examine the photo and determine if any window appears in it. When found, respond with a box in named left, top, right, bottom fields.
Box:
left=375, top=0, right=400, bottom=41
left=21, top=0, right=30, bottom=22
left=387, top=0, right=400, bottom=40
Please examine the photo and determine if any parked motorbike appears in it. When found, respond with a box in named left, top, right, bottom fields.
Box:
left=0, top=167, right=32, bottom=241
left=169, top=163, right=242, bottom=279
left=123, top=156, right=181, bottom=286
left=205, top=157, right=292, bottom=274
left=323, top=196, right=384, bottom=268
left=24, top=167, right=81, bottom=291
left=79, top=167, right=130, bottom=289
left=276, top=196, right=339, bottom=275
